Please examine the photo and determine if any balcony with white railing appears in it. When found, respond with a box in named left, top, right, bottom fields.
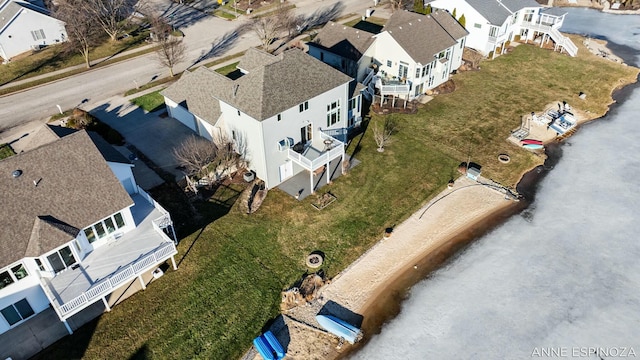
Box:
left=287, top=132, right=345, bottom=172
left=41, top=193, right=178, bottom=319
left=521, top=16, right=577, bottom=56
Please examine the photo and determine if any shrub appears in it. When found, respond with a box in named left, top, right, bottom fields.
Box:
left=514, top=35, right=521, bottom=42
left=65, top=108, right=125, bottom=145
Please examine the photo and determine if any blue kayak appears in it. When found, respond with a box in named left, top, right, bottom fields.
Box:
left=315, top=314, right=362, bottom=344
left=253, top=330, right=285, bottom=360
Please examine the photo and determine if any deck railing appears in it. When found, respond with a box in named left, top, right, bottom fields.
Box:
left=521, top=22, right=577, bottom=56
left=44, top=241, right=177, bottom=319
left=287, top=133, right=344, bottom=171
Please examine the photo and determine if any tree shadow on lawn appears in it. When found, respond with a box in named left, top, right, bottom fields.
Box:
left=0, top=50, right=66, bottom=86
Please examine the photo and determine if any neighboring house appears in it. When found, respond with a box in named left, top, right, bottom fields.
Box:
left=307, top=21, right=376, bottom=80
left=0, top=128, right=177, bottom=360
left=0, top=0, right=67, bottom=61
left=309, top=10, right=468, bottom=102
left=162, top=48, right=364, bottom=193
left=425, top=0, right=577, bottom=57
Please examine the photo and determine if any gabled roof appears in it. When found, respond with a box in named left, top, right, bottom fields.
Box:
left=0, top=130, right=134, bottom=268
left=311, top=21, right=376, bottom=62
left=161, top=67, right=225, bottom=125
left=237, top=47, right=280, bottom=73
left=429, top=9, right=469, bottom=41
left=163, top=49, right=353, bottom=122
left=0, top=0, right=58, bottom=33
left=382, top=10, right=465, bottom=64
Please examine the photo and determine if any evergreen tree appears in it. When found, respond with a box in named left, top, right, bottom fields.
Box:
left=458, top=14, right=466, bottom=28
left=426, top=4, right=432, bottom=14
left=452, top=7, right=457, bottom=18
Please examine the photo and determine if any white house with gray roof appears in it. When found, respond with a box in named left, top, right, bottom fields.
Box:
left=162, top=48, right=364, bottom=193
left=0, top=0, right=67, bottom=61
left=426, top=0, right=577, bottom=57
left=0, top=129, right=177, bottom=360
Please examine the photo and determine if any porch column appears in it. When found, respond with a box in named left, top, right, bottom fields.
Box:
left=138, top=274, right=147, bottom=290
left=326, top=159, right=331, bottom=185
left=62, top=319, right=73, bottom=334
left=170, top=225, right=178, bottom=245
left=310, top=172, right=314, bottom=194
left=171, top=255, right=177, bottom=270
left=341, top=153, right=345, bottom=175
left=102, top=297, right=112, bottom=312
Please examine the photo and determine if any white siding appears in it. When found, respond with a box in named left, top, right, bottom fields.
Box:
left=0, top=261, right=50, bottom=334
left=0, top=6, right=67, bottom=60
left=108, top=162, right=136, bottom=195
left=429, top=0, right=493, bottom=55
left=164, top=97, right=197, bottom=132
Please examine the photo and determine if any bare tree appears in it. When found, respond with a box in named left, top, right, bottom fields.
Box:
left=173, top=136, right=218, bottom=190
left=151, top=16, right=184, bottom=77
left=251, top=12, right=282, bottom=52
left=372, top=116, right=398, bottom=152
left=156, top=37, right=185, bottom=77
left=174, top=133, right=248, bottom=192
left=84, top=0, right=138, bottom=42
left=54, top=0, right=102, bottom=68
left=276, top=2, right=296, bottom=39
left=389, top=0, right=405, bottom=12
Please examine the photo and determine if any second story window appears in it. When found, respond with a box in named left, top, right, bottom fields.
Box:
left=386, top=60, right=392, bottom=67
left=326, top=100, right=341, bottom=127
left=299, top=101, right=309, bottom=112
left=0, top=263, right=30, bottom=291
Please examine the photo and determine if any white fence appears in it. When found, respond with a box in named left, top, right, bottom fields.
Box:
left=45, top=241, right=177, bottom=319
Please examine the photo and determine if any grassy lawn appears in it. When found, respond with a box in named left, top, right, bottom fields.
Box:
left=32, top=40, right=638, bottom=359
left=0, top=27, right=150, bottom=87
left=0, top=144, right=15, bottom=160
left=214, top=61, right=243, bottom=79
left=343, top=16, right=387, bottom=34
left=130, top=90, right=166, bottom=112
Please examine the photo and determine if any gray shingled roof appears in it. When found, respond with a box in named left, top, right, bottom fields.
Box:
left=0, top=130, right=134, bottom=268
left=0, top=1, right=23, bottom=32
left=0, top=0, right=56, bottom=32
left=427, top=0, right=539, bottom=26
left=383, top=10, right=460, bottom=64
left=430, top=9, right=469, bottom=41
left=161, top=68, right=225, bottom=126
left=163, top=49, right=353, bottom=122
left=312, top=21, right=376, bottom=61
left=237, top=47, right=280, bottom=73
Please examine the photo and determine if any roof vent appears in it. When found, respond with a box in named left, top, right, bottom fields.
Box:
left=12, top=169, right=22, bottom=178
left=409, top=22, right=412, bottom=26
left=398, top=26, right=402, bottom=29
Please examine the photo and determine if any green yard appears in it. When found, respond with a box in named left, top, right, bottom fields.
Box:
left=0, top=144, right=15, bottom=160
left=130, top=90, right=166, bottom=113
left=33, top=38, right=638, bottom=359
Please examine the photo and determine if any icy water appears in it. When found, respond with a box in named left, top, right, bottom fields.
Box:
left=351, top=9, right=640, bottom=360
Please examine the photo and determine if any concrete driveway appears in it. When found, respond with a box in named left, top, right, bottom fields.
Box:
left=90, top=96, right=195, bottom=181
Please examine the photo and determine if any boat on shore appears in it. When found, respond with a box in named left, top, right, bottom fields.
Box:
left=521, top=139, right=543, bottom=145
left=523, top=143, right=544, bottom=150
left=252, top=330, right=285, bottom=360
left=316, top=314, right=362, bottom=344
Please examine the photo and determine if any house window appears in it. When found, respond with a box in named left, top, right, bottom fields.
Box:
left=277, top=114, right=282, bottom=121
left=326, top=100, right=341, bottom=127
left=474, top=23, right=482, bottom=29
left=398, top=62, right=408, bottom=79
left=386, top=60, right=392, bottom=67
left=277, top=137, right=294, bottom=151
left=30, top=29, right=45, bottom=41
left=437, top=51, right=446, bottom=59
left=512, top=12, right=519, bottom=24
left=301, top=124, right=312, bottom=143
left=35, top=259, right=45, bottom=271
left=0, top=263, right=30, bottom=290
left=523, top=9, right=534, bottom=22
left=1, top=299, right=34, bottom=326
left=0, top=271, right=13, bottom=290
left=12, top=264, right=28, bottom=280
left=299, top=101, right=308, bottom=112
left=489, top=26, right=498, bottom=38
left=46, top=246, right=76, bottom=273
left=84, top=212, right=127, bottom=244
left=415, top=67, right=421, bottom=79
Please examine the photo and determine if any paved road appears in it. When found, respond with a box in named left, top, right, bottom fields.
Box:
left=0, top=0, right=380, bottom=131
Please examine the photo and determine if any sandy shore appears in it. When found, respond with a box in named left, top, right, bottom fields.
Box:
left=273, top=177, right=518, bottom=359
